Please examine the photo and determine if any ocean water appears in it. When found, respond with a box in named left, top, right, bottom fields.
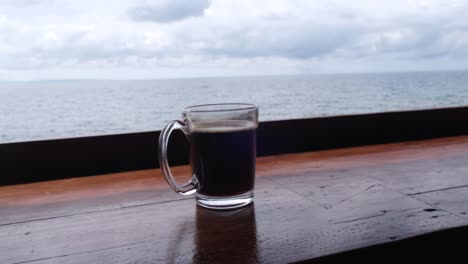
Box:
left=1, top=71, right=468, bottom=143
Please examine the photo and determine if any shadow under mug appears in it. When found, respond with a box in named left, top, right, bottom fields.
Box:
left=158, top=103, right=258, bottom=210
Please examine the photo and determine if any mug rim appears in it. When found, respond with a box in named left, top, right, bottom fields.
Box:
left=184, top=103, right=257, bottom=113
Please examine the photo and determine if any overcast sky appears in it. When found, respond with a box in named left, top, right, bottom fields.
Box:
left=1, top=0, right=468, bottom=81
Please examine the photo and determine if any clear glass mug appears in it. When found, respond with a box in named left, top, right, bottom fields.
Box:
left=158, top=103, right=258, bottom=210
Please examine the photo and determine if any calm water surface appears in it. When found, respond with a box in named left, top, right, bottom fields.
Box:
left=1, top=71, right=468, bottom=143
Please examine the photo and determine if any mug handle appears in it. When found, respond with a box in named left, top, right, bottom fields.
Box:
left=158, top=120, right=197, bottom=195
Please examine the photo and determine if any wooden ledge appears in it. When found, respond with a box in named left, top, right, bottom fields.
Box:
left=2, top=135, right=468, bottom=263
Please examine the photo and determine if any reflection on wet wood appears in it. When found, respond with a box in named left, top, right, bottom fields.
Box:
left=193, top=205, right=258, bottom=264
left=1, top=135, right=468, bottom=263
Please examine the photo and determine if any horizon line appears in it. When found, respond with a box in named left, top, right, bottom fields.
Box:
left=1, top=68, right=468, bottom=83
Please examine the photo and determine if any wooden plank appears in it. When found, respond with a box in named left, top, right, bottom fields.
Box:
left=300, top=225, right=468, bottom=263
left=3, top=135, right=468, bottom=205
left=1, top=136, right=468, bottom=263
left=2, top=136, right=468, bottom=225
left=1, top=181, right=464, bottom=264
left=413, top=186, right=468, bottom=218
left=0, top=169, right=189, bottom=226
left=368, top=156, right=468, bottom=195
left=0, top=180, right=323, bottom=264
left=270, top=172, right=381, bottom=209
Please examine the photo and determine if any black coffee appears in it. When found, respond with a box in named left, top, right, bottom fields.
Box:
left=190, top=121, right=256, bottom=197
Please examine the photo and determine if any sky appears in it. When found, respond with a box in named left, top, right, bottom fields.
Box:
left=0, top=0, right=468, bottom=81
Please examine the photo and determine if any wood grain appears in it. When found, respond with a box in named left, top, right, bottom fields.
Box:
left=2, top=135, right=468, bottom=263
left=2, top=135, right=468, bottom=207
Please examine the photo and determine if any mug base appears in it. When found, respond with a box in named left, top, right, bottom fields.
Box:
left=196, top=191, right=253, bottom=210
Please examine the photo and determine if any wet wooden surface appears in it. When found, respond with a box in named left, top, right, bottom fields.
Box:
left=2, top=135, right=468, bottom=263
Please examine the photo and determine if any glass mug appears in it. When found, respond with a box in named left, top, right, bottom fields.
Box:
left=158, top=103, right=258, bottom=210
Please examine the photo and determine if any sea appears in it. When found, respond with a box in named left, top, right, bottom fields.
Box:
left=1, top=71, right=468, bottom=143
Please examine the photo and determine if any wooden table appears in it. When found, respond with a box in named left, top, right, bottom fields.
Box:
left=2, top=136, right=468, bottom=263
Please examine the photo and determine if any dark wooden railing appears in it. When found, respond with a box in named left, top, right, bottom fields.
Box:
left=1, top=106, right=468, bottom=186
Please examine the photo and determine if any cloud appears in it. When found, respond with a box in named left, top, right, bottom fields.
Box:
left=128, top=0, right=211, bottom=23
left=194, top=22, right=360, bottom=59
left=0, top=0, right=468, bottom=80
